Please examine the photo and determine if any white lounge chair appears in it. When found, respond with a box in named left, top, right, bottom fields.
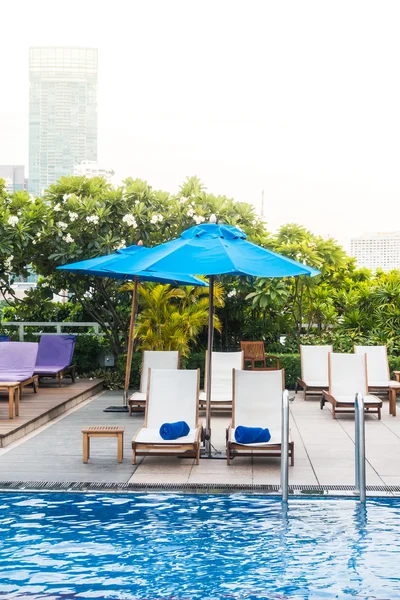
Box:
left=322, top=353, right=382, bottom=419
left=128, top=350, right=180, bottom=414
left=132, top=369, right=202, bottom=464
left=199, top=351, right=244, bottom=410
left=355, top=345, right=400, bottom=416
left=296, top=345, right=333, bottom=400
left=226, top=369, right=294, bottom=465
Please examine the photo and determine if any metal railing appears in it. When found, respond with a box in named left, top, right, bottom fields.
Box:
left=281, top=389, right=290, bottom=503
left=0, top=321, right=103, bottom=341
left=355, top=392, right=366, bottom=503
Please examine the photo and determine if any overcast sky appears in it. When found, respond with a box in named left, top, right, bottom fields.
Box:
left=1, top=0, right=399, bottom=250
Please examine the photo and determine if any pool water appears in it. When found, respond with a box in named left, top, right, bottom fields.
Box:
left=0, top=493, right=399, bottom=599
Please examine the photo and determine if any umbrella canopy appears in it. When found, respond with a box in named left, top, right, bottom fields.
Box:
left=102, top=223, right=319, bottom=453
left=57, top=245, right=207, bottom=408
left=102, top=224, right=320, bottom=278
left=57, top=244, right=208, bottom=285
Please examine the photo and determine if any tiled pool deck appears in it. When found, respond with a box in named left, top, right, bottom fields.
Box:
left=0, top=389, right=399, bottom=488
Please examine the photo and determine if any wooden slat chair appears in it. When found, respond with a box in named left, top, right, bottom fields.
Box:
left=199, top=351, right=243, bottom=410
left=128, top=351, right=180, bottom=414
left=226, top=369, right=294, bottom=465
left=132, top=368, right=202, bottom=464
left=296, top=345, right=332, bottom=400
left=355, top=345, right=400, bottom=416
left=240, top=341, right=280, bottom=371
left=322, top=352, right=382, bottom=419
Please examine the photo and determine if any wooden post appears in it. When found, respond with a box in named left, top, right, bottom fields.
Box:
left=124, top=276, right=139, bottom=404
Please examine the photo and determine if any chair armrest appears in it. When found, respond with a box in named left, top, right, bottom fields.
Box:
left=393, top=371, right=400, bottom=382
left=265, top=355, right=281, bottom=370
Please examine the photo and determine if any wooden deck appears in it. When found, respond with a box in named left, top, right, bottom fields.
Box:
left=0, top=378, right=103, bottom=447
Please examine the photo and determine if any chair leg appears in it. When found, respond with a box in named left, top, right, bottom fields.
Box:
left=226, top=442, right=231, bottom=465
left=196, top=443, right=200, bottom=465
left=378, top=406, right=381, bottom=420
left=290, top=442, right=294, bottom=466
left=132, top=446, right=136, bottom=465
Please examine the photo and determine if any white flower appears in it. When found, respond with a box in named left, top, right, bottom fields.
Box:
left=179, top=196, right=188, bottom=204
left=122, top=214, right=138, bottom=228
left=227, top=289, right=237, bottom=298
left=54, top=203, right=62, bottom=212
left=41, top=281, right=50, bottom=288
left=36, top=232, right=41, bottom=238
left=134, top=199, right=140, bottom=205
left=187, top=208, right=195, bottom=218
left=63, top=193, right=72, bottom=202
left=17, top=211, right=22, bottom=216
left=4, top=255, right=13, bottom=269
left=193, top=215, right=205, bottom=225
left=86, top=215, right=99, bottom=224
left=68, top=211, right=78, bottom=222
left=58, top=221, right=68, bottom=230
left=32, top=240, right=36, bottom=245
left=113, top=239, right=126, bottom=250
left=63, top=233, right=74, bottom=243
left=252, top=219, right=258, bottom=226
left=150, top=213, right=163, bottom=225
left=29, top=194, right=35, bottom=202
left=7, top=216, right=18, bottom=227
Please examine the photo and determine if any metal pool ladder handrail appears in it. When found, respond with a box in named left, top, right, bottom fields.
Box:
left=281, top=389, right=290, bottom=503
left=355, top=392, right=366, bottom=503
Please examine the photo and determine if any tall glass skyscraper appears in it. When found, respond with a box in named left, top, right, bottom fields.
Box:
left=29, top=47, right=98, bottom=196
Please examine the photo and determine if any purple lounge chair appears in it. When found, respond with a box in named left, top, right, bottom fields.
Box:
left=34, top=335, right=77, bottom=386
left=0, top=341, right=39, bottom=393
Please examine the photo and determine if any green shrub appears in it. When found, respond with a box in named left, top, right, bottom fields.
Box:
left=276, top=354, right=301, bottom=389
left=74, top=335, right=102, bottom=373
left=389, top=356, right=400, bottom=379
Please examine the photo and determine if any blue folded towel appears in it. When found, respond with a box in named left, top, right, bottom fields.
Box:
left=235, top=426, right=271, bottom=444
left=159, top=421, right=190, bottom=440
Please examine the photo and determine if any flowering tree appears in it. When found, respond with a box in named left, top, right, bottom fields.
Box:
left=0, top=179, right=47, bottom=299
left=24, top=174, right=264, bottom=357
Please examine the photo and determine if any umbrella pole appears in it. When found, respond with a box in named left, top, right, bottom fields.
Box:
left=124, top=276, right=139, bottom=405
left=205, top=275, right=214, bottom=456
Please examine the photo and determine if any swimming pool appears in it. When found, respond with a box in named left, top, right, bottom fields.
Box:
left=0, top=493, right=399, bottom=599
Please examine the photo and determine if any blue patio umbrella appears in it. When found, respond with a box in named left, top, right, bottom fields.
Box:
left=102, top=222, right=319, bottom=445
left=57, top=245, right=208, bottom=408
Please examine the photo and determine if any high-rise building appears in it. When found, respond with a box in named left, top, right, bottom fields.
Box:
left=74, top=160, right=115, bottom=183
left=29, top=47, right=98, bottom=196
left=0, top=165, right=26, bottom=193
left=350, top=232, right=400, bottom=272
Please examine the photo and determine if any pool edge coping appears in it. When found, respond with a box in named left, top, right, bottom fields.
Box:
left=0, top=481, right=398, bottom=497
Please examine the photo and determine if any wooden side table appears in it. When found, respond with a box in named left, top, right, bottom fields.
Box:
left=389, top=382, right=400, bottom=417
left=0, top=382, right=20, bottom=419
left=82, top=425, right=125, bottom=463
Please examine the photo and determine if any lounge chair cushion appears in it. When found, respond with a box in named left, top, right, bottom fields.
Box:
left=333, top=395, right=382, bottom=405
left=369, top=380, right=400, bottom=388
left=129, top=391, right=146, bottom=402
left=301, top=380, right=328, bottom=388
left=35, top=335, right=76, bottom=374
left=199, top=391, right=231, bottom=403
left=135, top=427, right=199, bottom=444
left=0, top=342, right=38, bottom=381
